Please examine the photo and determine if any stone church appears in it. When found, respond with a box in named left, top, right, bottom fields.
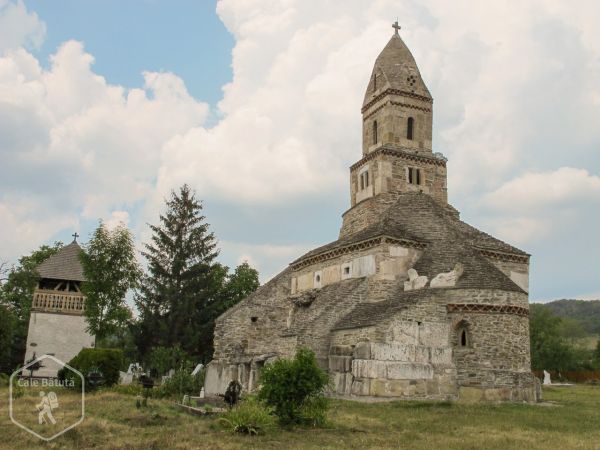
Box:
left=205, top=25, right=538, bottom=402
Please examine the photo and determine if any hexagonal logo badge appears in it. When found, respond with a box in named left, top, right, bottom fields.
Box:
left=10, top=354, right=85, bottom=442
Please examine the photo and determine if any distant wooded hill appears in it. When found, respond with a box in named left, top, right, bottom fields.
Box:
left=542, top=299, right=600, bottom=335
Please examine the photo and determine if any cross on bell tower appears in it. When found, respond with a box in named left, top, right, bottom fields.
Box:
left=72, top=232, right=79, bottom=243
left=392, top=20, right=401, bottom=36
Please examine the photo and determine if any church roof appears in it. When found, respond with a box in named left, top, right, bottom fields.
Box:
left=363, top=33, right=432, bottom=107
left=36, top=241, right=86, bottom=282
left=291, top=193, right=528, bottom=293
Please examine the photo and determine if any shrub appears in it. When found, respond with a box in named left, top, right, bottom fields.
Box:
left=58, top=348, right=124, bottom=389
left=157, top=364, right=204, bottom=399
left=146, top=345, right=189, bottom=378
left=258, top=348, right=329, bottom=425
left=0, top=373, right=8, bottom=387
left=108, top=364, right=204, bottom=399
left=219, top=396, right=275, bottom=435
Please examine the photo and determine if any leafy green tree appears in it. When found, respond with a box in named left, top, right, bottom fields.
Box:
left=222, top=262, right=260, bottom=312
left=81, top=222, right=141, bottom=342
left=530, top=304, right=577, bottom=371
left=1, top=243, right=63, bottom=321
left=258, top=348, right=330, bottom=425
left=0, top=243, right=62, bottom=373
left=146, top=345, right=189, bottom=377
left=136, top=184, right=222, bottom=361
left=558, top=318, right=587, bottom=343
left=0, top=305, right=17, bottom=373
left=594, top=339, right=600, bottom=367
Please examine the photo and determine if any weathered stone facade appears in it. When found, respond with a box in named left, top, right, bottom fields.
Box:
left=205, top=28, right=537, bottom=402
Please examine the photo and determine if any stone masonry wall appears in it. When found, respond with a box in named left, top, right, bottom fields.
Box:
left=291, top=242, right=421, bottom=295
left=327, top=289, right=534, bottom=401
left=350, top=151, right=447, bottom=207
left=362, top=93, right=432, bottom=154
left=339, top=193, right=398, bottom=238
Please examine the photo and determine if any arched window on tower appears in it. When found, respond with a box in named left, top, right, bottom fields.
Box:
left=373, top=121, right=378, bottom=145
left=407, top=117, right=414, bottom=140
left=455, top=321, right=470, bottom=348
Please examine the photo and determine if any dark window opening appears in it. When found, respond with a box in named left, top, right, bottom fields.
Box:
left=251, top=316, right=258, bottom=323
left=315, top=275, right=321, bottom=283
left=343, top=266, right=350, bottom=275
left=373, top=121, right=378, bottom=144
left=407, top=117, right=414, bottom=140
left=408, top=167, right=421, bottom=185
left=373, top=73, right=377, bottom=90
left=359, top=170, right=370, bottom=190
left=460, top=330, right=467, bottom=346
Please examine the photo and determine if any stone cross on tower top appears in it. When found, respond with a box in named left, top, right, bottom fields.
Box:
left=392, top=20, right=401, bottom=35
left=72, top=232, right=79, bottom=243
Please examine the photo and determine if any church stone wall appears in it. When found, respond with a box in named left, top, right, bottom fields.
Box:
left=350, top=152, right=447, bottom=209
left=485, top=259, right=529, bottom=293
left=290, top=242, right=421, bottom=295
left=362, top=94, right=433, bottom=154
left=212, top=271, right=293, bottom=361
left=327, top=289, right=534, bottom=401
left=340, top=193, right=398, bottom=238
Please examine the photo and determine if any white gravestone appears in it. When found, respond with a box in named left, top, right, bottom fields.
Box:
left=543, top=370, right=551, bottom=385
left=191, top=363, right=204, bottom=376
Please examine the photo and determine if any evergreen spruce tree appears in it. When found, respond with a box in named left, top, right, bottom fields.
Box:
left=136, top=184, right=222, bottom=361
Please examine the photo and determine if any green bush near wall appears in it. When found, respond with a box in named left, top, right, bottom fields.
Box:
left=58, top=348, right=124, bottom=389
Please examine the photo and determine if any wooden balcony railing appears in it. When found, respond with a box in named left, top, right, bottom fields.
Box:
left=31, top=289, right=86, bottom=315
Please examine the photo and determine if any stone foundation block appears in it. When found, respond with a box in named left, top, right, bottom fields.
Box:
left=330, top=345, right=354, bottom=356
left=385, top=362, right=433, bottom=380
left=332, top=372, right=354, bottom=395
left=458, top=387, right=484, bottom=403
left=430, top=347, right=452, bottom=365
left=329, top=355, right=352, bottom=372
left=350, top=378, right=371, bottom=396
left=426, top=380, right=440, bottom=396
left=353, top=341, right=371, bottom=359
left=370, top=379, right=409, bottom=397
left=352, top=359, right=385, bottom=379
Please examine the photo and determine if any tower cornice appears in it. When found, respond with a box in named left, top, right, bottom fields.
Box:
left=362, top=88, right=433, bottom=114
left=350, top=145, right=447, bottom=171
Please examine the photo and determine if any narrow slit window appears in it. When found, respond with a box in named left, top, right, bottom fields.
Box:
left=407, top=167, right=421, bottom=186
left=359, top=170, right=370, bottom=190
left=373, top=121, right=378, bottom=145
left=460, top=330, right=467, bottom=346
left=373, top=73, right=377, bottom=90
left=407, top=117, right=414, bottom=140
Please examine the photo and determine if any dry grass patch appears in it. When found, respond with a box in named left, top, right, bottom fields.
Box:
left=0, top=385, right=599, bottom=449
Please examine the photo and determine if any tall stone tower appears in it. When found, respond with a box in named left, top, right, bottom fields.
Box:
left=24, top=236, right=95, bottom=377
left=341, top=25, right=449, bottom=238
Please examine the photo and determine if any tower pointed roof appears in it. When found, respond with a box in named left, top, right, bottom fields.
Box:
left=36, top=241, right=86, bottom=282
left=363, top=31, right=432, bottom=107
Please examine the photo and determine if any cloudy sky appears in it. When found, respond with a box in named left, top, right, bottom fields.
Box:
left=1, top=0, right=599, bottom=302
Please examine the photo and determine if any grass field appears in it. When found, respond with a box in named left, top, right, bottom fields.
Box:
left=1, top=385, right=599, bottom=449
